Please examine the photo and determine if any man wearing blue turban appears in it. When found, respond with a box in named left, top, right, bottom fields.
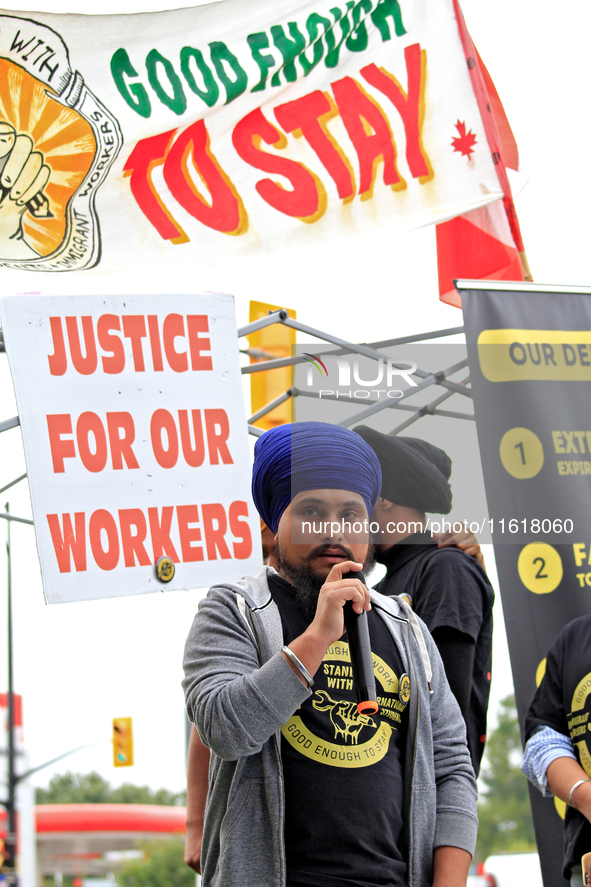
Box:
left=183, top=422, right=477, bottom=887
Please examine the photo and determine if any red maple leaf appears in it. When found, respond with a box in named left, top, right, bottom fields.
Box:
left=451, top=120, right=477, bottom=159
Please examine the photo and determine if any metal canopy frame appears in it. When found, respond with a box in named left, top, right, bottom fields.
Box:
left=239, top=311, right=473, bottom=437
left=0, top=313, right=473, bottom=524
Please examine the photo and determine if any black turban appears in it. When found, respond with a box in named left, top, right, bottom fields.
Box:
left=353, top=426, right=452, bottom=515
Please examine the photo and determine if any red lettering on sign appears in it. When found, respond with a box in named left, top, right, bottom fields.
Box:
left=122, top=52, right=435, bottom=243
left=47, top=512, right=87, bottom=573
left=123, top=129, right=189, bottom=243
left=119, top=508, right=152, bottom=567
left=163, top=118, right=247, bottom=235
left=151, top=409, right=179, bottom=468
left=361, top=46, right=432, bottom=182
left=178, top=409, right=205, bottom=467
left=177, top=504, right=204, bottom=562
left=202, top=503, right=231, bottom=560
left=148, top=506, right=180, bottom=562
left=233, top=107, right=325, bottom=221
left=187, top=315, right=212, bottom=371
left=97, top=315, right=125, bottom=374
left=150, top=407, right=230, bottom=467
left=331, top=76, right=403, bottom=197
left=66, top=316, right=98, bottom=375
left=47, top=414, right=75, bottom=473
left=163, top=314, right=188, bottom=373
left=48, top=317, right=68, bottom=376
left=48, top=502, right=253, bottom=572
left=106, top=412, right=139, bottom=470
left=147, top=315, right=164, bottom=371
left=274, top=90, right=355, bottom=200
left=76, top=412, right=108, bottom=473
left=122, top=315, right=148, bottom=372
left=205, top=409, right=233, bottom=465
left=229, top=500, right=253, bottom=559
left=46, top=314, right=212, bottom=375
left=89, top=509, right=120, bottom=571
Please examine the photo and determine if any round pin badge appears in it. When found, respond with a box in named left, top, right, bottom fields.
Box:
left=399, top=673, right=411, bottom=705
left=155, top=556, right=175, bottom=583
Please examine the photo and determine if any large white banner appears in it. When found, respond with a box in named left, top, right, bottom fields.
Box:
left=0, top=294, right=262, bottom=603
left=0, top=0, right=503, bottom=274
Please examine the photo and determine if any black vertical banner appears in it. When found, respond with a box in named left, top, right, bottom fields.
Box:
left=460, top=281, right=591, bottom=887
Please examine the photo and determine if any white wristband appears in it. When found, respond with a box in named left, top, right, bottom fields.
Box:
left=568, top=778, right=590, bottom=807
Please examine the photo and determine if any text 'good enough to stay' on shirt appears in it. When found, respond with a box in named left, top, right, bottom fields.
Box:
left=270, top=572, right=410, bottom=887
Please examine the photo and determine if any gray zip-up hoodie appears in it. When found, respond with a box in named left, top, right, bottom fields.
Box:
left=183, top=567, right=478, bottom=887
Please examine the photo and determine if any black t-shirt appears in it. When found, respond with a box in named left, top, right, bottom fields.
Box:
left=525, top=615, right=591, bottom=877
left=375, top=532, right=494, bottom=774
left=269, top=573, right=409, bottom=887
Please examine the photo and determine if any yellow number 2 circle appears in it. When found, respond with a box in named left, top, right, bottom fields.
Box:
left=518, top=543, right=563, bottom=594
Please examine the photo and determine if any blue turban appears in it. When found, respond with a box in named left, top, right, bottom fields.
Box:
left=252, top=422, right=382, bottom=533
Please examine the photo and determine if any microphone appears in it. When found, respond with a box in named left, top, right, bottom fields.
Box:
left=342, top=570, right=379, bottom=716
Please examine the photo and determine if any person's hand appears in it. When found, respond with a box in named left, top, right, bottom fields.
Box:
left=0, top=122, right=51, bottom=257
left=309, top=560, right=371, bottom=647
left=284, top=561, right=371, bottom=684
left=184, top=821, right=203, bottom=873
left=434, top=527, right=486, bottom=571
left=581, top=851, right=591, bottom=885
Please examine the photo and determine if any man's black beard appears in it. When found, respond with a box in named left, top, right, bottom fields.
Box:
left=275, top=542, right=377, bottom=619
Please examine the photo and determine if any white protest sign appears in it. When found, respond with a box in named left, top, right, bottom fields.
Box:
left=0, top=294, right=262, bottom=604
left=0, top=1, right=503, bottom=275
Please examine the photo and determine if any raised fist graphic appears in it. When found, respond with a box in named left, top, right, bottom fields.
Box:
left=0, top=122, right=52, bottom=259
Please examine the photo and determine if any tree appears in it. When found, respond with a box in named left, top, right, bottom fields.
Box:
left=115, top=837, right=194, bottom=887
left=36, top=770, right=186, bottom=806
left=110, top=783, right=185, bottom=806
left=476, top=694, right=537, bottom=861
left=36, top=771, right=112, bottom=804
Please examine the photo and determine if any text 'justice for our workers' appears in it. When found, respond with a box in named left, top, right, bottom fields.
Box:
left=43, top=311, right=253, bottom=574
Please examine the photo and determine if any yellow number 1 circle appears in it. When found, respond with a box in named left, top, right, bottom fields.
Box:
left=499, top=428, right=544, bottom=479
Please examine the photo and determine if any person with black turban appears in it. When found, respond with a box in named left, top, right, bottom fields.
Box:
left=183, top=422, right=477, bottom=887
left=354, top=426, right=494, bottom=776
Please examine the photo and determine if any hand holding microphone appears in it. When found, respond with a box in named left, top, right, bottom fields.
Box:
left=342, top=569, right=379, bottom=716
left=288, top=560, right=378, bottom=712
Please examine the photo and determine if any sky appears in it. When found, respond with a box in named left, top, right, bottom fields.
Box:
left=0, top=0, right=589, bottom=796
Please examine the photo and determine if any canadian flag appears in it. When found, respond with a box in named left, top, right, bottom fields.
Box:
left=437, top=1, right=532, bottom=307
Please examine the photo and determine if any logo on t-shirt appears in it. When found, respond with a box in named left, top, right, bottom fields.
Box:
left=281, top=640, right=409, bottom=768
left=568, top=671, right=591, bottom=776
left=312, top=690, right=376, bottom=744
left=399, top=673, right=411, bottom=705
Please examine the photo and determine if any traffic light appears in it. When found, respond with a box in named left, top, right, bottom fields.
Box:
left=112, top=717, right=134, bottom=767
